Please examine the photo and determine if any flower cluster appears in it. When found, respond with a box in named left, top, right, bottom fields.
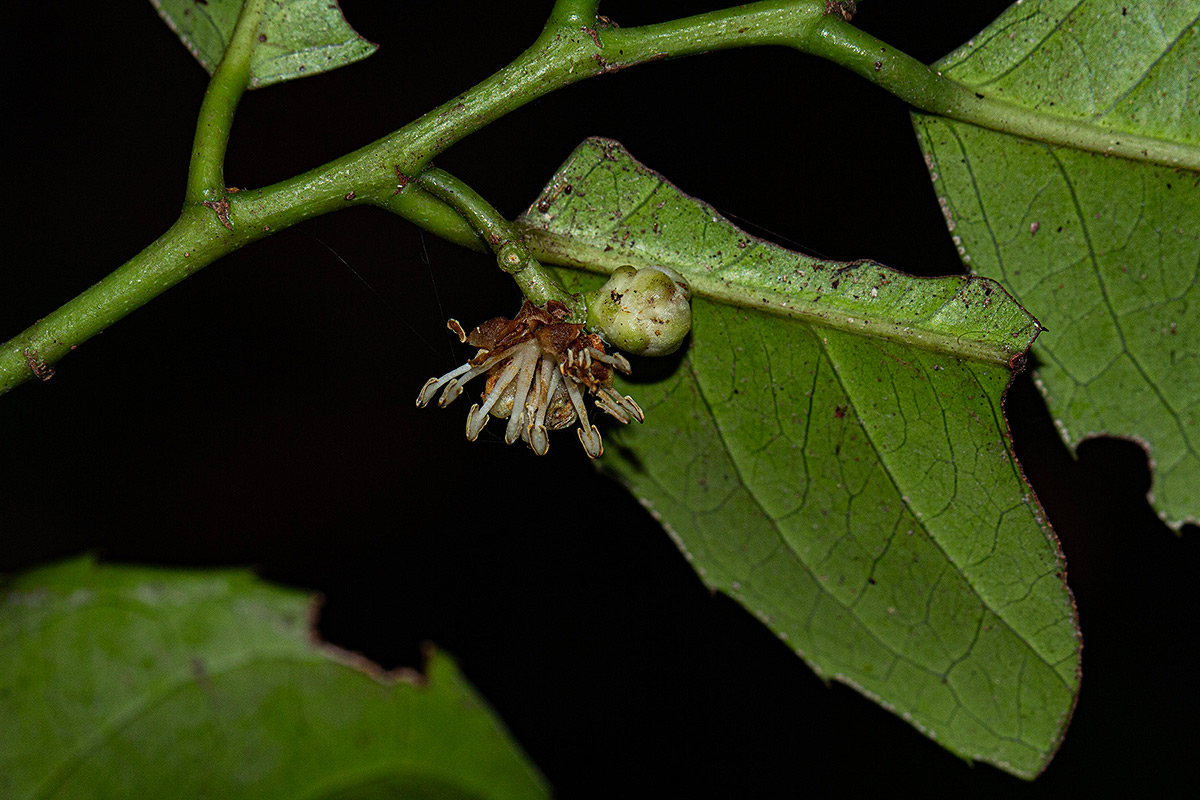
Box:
left=416, top=300, right=643, bottom=458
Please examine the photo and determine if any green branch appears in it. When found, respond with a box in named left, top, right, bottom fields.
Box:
left=5, top=0, right=1194, bottom=395
left=799, top=14, right=1199, bottom=171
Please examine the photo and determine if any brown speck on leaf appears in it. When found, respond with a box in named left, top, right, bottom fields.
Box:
left=536, top=178, right=576, bottom=213
left=1030, top=221, right=1040, bottom=234
left=834, top=405, right=847, bottom=419
left=344, top=191, right=356, bottom=201
left=201, top=198, right=232, bottom=230
left=874, top=60, right=882, bottom=71
left=258, top=33, right=267, bottom=43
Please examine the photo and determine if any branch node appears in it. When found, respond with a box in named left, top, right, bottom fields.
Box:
left=201, top=198, right=233, bottom=230
left=393, top=167, right=412, bottom=195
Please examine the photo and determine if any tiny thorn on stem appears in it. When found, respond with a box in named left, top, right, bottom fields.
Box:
left=201, top=198, right=233, bottom=230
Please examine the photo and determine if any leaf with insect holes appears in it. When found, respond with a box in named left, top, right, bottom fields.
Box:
left=151, top=0, right=376, bottom=89
left=516, top=138, right=1081, bottom=778
left=0, top=556, right=548, bottom=800
left=911, top=0, right=1199, bottom=529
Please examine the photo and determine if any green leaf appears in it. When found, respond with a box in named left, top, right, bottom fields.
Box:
left=150, top=0, right=377, bottom=89
left=0, top=556, right=548, bottom=800
left=517, top=138, right=1081, bottom=778
left=911, top=0, right=1199, bottom=529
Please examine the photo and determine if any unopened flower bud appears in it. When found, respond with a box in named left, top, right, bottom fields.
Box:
left=585, top=265, right=691, bottom=356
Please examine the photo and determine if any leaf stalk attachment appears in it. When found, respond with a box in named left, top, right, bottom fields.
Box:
left=185, top=0, right=270, bottom=204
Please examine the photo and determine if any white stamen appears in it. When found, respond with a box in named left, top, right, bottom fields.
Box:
left=416, top=363, right=471, bottom=407
left=529, top=425, right=550, bottom=455
left=577, top=424, right=603, bottom=458
left=595, top=391, right=630, bottom=424
left=564, top=377, right=602, bottom=457
left=466, top=357, right=521, bottom=440
left=465, top=403, right=489, bottom=441
left=530, top=360, right=562, bottom=455
left=439, top=378, right=463, bottom=407
left=505, top=347, right=541, bottom=444
left=622, top=394, right=644, bottom=423
left=588, top=348, right=631, bottom=373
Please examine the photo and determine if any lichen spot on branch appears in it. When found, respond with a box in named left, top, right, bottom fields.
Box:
left=416, top=300, right=643, bottom=458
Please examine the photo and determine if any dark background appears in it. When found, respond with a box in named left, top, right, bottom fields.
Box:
left=5, top=1, right=1196, bottom=795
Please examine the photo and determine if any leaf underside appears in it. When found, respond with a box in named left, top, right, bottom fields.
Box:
left=150, top=0, right=377, bottom=89
left=518, top=138, right=1082, bottom=778
left=0, top=557, right=548, bottom=800
left=912, top=0, right=1199, bottom=528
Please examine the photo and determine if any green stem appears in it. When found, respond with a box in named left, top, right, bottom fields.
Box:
left=378, top=187, right=489, bottom=253
left=0, top=209, right=228, bottom=390
left=417, top=168, right=579, bottom=313
left=185, top=0, right=268, bottom=203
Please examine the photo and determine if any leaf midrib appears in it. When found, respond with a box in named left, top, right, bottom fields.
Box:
left=523, top=225, right=1040, bottom=366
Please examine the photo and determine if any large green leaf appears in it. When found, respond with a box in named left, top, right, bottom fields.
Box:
left=0, top=557, right=548, bottom=800
left=150, top=0, right=376, bottom=89
left=516, top=138, right=1081, bottom=778
left=911, top=0, right=1199, bottom=528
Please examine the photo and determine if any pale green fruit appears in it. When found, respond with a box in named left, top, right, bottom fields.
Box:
left=585, top=265, right=692, bottom=356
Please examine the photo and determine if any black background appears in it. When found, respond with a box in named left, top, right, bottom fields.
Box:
left=5, top=1, right=1196, bottom=795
